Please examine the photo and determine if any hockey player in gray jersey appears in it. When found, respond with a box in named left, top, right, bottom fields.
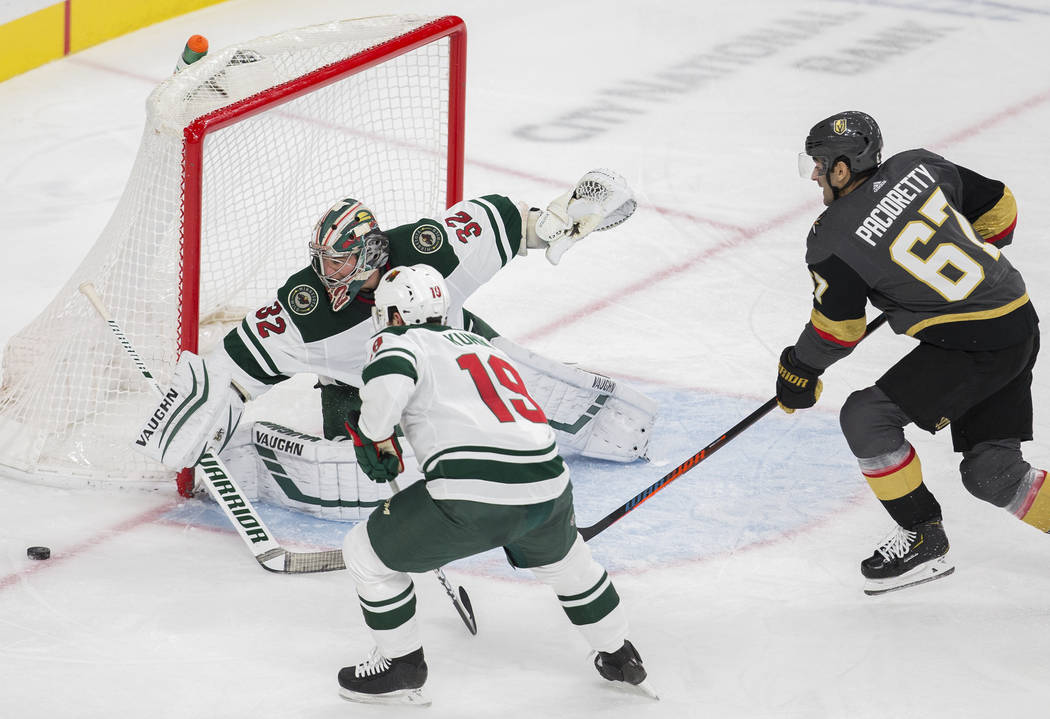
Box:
left=777, top=110, right=1045, bottom=595
left=336, top=265, right=651, bottom=705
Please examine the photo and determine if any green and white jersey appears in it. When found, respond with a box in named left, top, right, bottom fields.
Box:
left=359, top=324, right=570, bottom=506
left=212, top=195, right=524, bottom=397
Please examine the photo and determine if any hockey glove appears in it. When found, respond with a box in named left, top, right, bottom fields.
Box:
left=528, top=169, right=637, bottom=265
left=776, top=347, right=823, bottom=413
left=345, top=419, right=404, bottom=483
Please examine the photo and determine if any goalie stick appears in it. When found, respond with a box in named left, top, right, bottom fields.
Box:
left=79, top=283, right=480, bottom=634
left=79, top=282, right=343, bottom=574
left=578, top=314, right=889, bottom=541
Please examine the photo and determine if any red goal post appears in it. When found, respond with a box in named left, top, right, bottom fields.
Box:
left=0, top=16, right=466, bottom=495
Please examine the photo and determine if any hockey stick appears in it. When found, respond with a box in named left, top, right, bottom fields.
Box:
left=79, top=282, right=344, bottom=574
left=578, top=313, right=890, bottom=541
left=389, top=478, right=478, bottom=636
left=81, top=282, right=481, bottom=629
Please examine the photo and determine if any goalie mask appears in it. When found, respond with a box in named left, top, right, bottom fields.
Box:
left=309, top=198, right=390, bottom=311
left=372, top=265, right=449, bottom=331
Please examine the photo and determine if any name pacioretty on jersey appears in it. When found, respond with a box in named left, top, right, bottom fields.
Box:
left=854, top=164, right=935, bottom=246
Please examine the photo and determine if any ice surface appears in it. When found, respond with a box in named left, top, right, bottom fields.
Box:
left=2, top=1, right=1050, bottom=717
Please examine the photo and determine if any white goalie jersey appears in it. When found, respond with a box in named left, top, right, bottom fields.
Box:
left=360, top=324, right=570, bottom=505
left=210, top=193, right=655, bottom=465
left=211, top=195, right=527, bottom=396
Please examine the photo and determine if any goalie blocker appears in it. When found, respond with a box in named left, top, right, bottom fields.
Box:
left=132, top=351, right=244, bottom=469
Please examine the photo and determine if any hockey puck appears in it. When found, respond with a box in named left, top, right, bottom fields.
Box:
left=27, top=546, right=51, bottom=560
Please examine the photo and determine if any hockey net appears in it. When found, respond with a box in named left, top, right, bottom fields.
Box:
left=0, top=15, right=465, bottom=493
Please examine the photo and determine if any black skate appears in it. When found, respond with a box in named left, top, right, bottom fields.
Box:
left=593, top=640, right=658, bottom=699
left=338, top=647, right=429, bottom=706
left=861, top=519, right=955, bottom=596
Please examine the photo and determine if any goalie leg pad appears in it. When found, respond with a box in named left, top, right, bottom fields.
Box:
left=132, top=350, right=243, bottom=469
left=219, top=421, right=424, bottom=522
left=493, top=337, right=656, bottom=462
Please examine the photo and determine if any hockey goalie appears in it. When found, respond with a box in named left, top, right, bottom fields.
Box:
left=133, top=169, right=658, bottom=519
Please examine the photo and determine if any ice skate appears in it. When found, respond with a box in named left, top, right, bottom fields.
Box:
left=593, top=640, right=659, bottom=699
left=861, top=520, right=955, bottom=596
left=338, top=647, right=430, bottom=706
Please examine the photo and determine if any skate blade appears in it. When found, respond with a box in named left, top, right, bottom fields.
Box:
left=601, top=677, right=660, bottom=700
left=864, top=557, right=955, bottom=596
left=338, top=687, right=431, bottom=706
left=632, top=679, right=660, bottom=700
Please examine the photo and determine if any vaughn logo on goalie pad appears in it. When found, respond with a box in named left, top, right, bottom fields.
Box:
left=254, top=431, right=307, bottom=456
left=134, top=387, right=181, bottom=446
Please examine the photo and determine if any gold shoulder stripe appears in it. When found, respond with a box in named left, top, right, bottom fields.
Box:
left=810, top=309, right=867, bottom=344
left=972, top=186, right=1017, bottom=241
left=906, top=293, right=1029, bottom=336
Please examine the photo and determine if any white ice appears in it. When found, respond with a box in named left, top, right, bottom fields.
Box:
left=3, top=1, right=1050, bottom=717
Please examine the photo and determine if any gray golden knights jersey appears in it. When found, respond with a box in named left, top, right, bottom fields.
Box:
left=795, top=148, right=1036, bottom=370
left=210, top=195, right=523, bottom=397
left=359, top=324, right=569, bottom=506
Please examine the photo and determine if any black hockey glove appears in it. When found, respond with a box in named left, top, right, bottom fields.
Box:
left=344, top=417, right=404, bottom=483
left=776, top=347, right=823, bottom=413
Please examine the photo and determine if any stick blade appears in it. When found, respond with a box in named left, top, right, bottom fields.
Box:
left=257, top=548, right=347, bottom=574
left=457, top=585, right=478, bottom=635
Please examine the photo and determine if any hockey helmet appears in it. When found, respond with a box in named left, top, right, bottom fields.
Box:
left=309, top=198, right=389, bottom=311
left=372, top=265, right=449, bottom=331
left=798, top=110, right=883, bottom=179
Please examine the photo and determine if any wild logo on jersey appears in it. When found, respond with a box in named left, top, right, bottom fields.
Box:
left=288, top=284, right=320, bottom=315
left=411, top=224, right=443, bottom=253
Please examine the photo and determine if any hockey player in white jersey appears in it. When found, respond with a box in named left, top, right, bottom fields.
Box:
left=132, top=170, right=657, bottom=514
left=337, top=265, right=651, bottom=705
left=224, top=169, right=651, bottom=460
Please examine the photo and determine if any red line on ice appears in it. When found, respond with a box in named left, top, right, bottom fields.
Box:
left=0, top=502, right=175, bottom=592
left=521, top=88, right=1050, bottom=342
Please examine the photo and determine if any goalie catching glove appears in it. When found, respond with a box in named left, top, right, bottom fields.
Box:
left=526, top=168, right=637, bottom=265
left=344, top=417, right=404, bottom=483
left=131, top=351, right=244, bottom=469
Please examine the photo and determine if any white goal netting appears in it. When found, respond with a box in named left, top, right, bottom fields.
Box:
left=0, top=15, right=463, bottom=490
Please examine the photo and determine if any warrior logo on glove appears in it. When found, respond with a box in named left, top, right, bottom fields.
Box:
left=775, top=347, right=824, bottom=414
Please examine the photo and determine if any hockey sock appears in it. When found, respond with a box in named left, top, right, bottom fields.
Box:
left=858, top=442, right=942, bottom=528
left=1008, top=468, right=1050, bottom=531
